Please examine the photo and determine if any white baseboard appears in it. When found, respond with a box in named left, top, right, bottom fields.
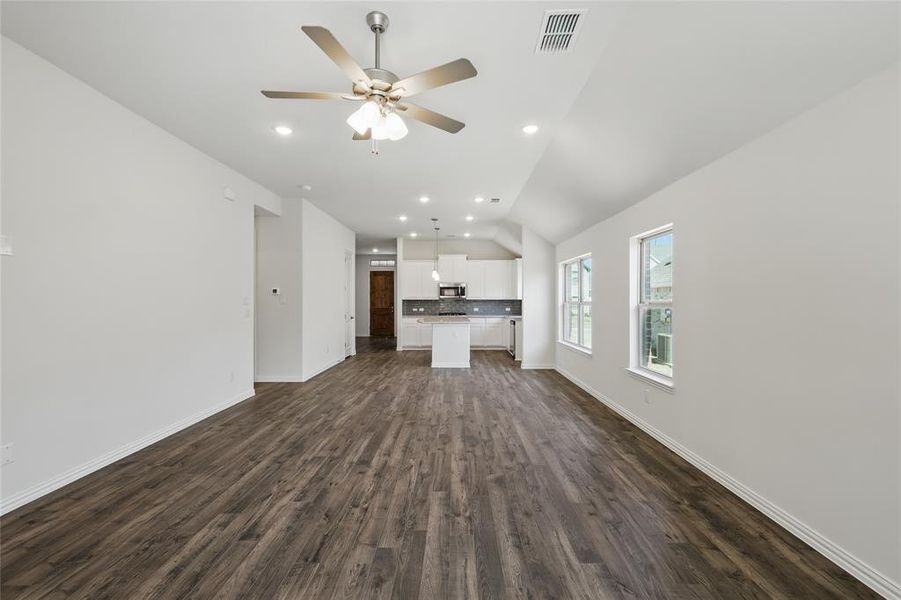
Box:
left=554, top=367, right=900, bottom=600
left=431, top=362, right=470, bottom=368
left=521, top=363, right=555, bottom=370
left=254, top=375, right=304, bottom=383
left=302, top=356, right=344, bottom=382
left=0, top=388, right=256, bottom=516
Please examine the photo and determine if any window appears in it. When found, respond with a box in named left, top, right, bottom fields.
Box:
left=369, top=259, right=395, bottom=267
left=561, top=254, right=592, bottom=351
left=635, top=227, right=673, bottom=380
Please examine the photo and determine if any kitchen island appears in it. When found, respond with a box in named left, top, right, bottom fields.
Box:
left=417, top=316, right=471, bottom=368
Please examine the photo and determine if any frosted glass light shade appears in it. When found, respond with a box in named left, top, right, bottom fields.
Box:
left=384, top=113, right=408, bottom=141
left=371, top=115, right=390, bottom=140
left=346, top=100, right=382, bottom=135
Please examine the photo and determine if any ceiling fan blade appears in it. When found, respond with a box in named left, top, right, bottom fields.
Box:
left=397, top=103, right=465, bottom=134
left=390, top=58, right=477, bottom=97
left=301, top=26, right=372, bottom=87
left=352, top=130, right=372, bottom=141
left=261, top=91, right=348, bottom=100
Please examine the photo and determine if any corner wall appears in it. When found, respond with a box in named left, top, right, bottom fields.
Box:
left=254, top=201, right=303, bottom=381
left=554, top=67, right=900, bottom=596
left=521, top=227, right=556, bottom=368
left=301, top=200, right=355, bottom=380
left=0, top=38, right=282, bottom=512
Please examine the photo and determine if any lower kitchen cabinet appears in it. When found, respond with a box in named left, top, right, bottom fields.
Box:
left=402, top=316, right=515, bottom=349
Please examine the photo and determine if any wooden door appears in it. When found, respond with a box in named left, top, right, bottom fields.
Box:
left=370, top=271, right=395, bottom=337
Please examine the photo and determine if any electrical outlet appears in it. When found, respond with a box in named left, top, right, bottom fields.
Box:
left=643, top=389, right=651, bottom=404
left=505, top=307, right=511, bottom=312
left=474, top=307, right=479, bottom=312
left=229, top=370, right=235, bottom=383
left=1, top=443, right=14, bottom=466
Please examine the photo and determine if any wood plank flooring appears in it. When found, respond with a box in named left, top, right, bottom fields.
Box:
left=1, top=337, right=876, bottom=599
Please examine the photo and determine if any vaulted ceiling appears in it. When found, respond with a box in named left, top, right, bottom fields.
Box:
left=3, top=1, right=898, bottom=246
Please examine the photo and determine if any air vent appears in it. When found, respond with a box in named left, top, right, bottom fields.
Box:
left=489, top=197, right=501, bottom=204
left=535, top=9, right=586, bottom=55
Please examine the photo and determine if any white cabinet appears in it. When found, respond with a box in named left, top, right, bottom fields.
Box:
left=402, top=317, right=432, bottom=348
left=465, top=260, right=484, bottom=298
left=400, top=261, right=438, bottom=299
left=437, top=255, right=467, bottom=283
left=469, top=319, right=485, bottom=346
left=466, top=260, right=518, bottom=299
left=484, top=317, right=507, bottom=347
left=480, top=261, right=514, bottom=299
left=402, top=319, right=419, bottom=347
left=418, top=322, right=433, bottom=347
left=514, top=258, right=523, bottom=300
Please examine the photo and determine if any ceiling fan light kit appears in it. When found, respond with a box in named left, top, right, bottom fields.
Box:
left=262, top=11, right=477, bottom=153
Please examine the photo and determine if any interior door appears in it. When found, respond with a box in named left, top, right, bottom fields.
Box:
left=370, top=271, right=395, bottom=337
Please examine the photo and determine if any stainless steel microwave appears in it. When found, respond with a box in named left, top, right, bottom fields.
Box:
left=438, top=283, right=466, bottom=298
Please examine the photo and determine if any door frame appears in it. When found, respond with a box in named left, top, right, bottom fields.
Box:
left=344, top=250, right=354, bottom=357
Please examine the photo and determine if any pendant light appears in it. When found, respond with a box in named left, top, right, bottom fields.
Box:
left=431, top=218, right=441, bottom=282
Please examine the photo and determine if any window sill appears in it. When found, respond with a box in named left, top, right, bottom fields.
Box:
left=557, top=340, right=592, bottom=356
left=625, top=367, right=675, bottom=393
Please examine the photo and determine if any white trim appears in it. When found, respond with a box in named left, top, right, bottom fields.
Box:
left=625, top=367, right=675, bottom=393
left=521, top=363, right=556, bottom=370
left=554, top=366, right=900, bottom=600
left=254, top=375, right=304, bottom=383
left=431, top=361, right=470, bottom=368
left=0, top=388, right=256, bottom=516
left=558, top=340, right=592, bottom=356
left=302, top=357, right=345, bottom=382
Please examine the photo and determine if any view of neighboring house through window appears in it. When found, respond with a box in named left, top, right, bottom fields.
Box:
left=638, top=229, right=673, bottom=378
left=561, top=254, right=592, bottom=351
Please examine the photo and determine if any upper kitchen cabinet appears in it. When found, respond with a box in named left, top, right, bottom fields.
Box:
left=400, top=260, right=438, bottom=299
left=466, top=260, right=517, bottom=299
left=437, top=255, right=467, bottom=283
left=465, top=259, right=484, bottom=298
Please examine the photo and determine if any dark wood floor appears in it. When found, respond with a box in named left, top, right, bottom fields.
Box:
left=1, top=338, right=874, bottom=599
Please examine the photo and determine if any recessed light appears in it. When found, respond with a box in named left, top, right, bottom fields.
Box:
left=419, top=196, right=430, bottom=203
left=474, top=196, right=484, bottom=203
left=522, top=124, right=539, bottom=135
left=465, top=215, right=474, bottom=222
left=301, top=184, right=312, bottom=191
left=372, top=248, right=379, bottom=253
left=410, top=232, right=418, bottom=238
left=273, top=125, right=293, bottom=136
left=464, top=232, right=471, bottom=238
left=399, top=215, right=408, bottom=222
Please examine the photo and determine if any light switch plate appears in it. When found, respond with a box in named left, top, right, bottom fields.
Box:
left=1, top=443, right=14, bottom=466
left=0, top=236, right=12, bottom=256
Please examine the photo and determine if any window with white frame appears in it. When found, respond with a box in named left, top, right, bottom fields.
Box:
left=635, top=228, right=673, bottom=379
left=561, top=254, right=592, bottom=351
left=369, top=259, right=396, bottom=267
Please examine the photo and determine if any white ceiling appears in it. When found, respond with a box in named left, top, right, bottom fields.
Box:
left=1, top=1, right=625, bottom=245
left=511, top=1, right=900, bottom=241
left=3, top=2, right=898, bottom=246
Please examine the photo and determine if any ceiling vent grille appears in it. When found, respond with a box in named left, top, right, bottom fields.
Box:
left=535, top=9, right=586, bottom=55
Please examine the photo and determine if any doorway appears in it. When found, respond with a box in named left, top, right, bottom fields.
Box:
left=370, top=271, right=395, bottom=337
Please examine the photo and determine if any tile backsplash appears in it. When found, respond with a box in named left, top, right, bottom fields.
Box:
left=403, top=299, right=521, bottom=316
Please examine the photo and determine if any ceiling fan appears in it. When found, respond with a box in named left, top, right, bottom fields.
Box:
left=261, top=11, right=477, bottom=147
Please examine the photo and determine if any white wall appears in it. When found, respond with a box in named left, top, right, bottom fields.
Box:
left=554, top=67, right=900, bottom=596
left=403, top=239, right=517, bottom=260
left=521, top=227, right=556, bottom=368
left=301, top=199, right=355, bottom=380
left=254, top=203, right=303, bottom=381
left=355, top=258, right=395, bottom=337
left=0, top=38, right=282, bottom=512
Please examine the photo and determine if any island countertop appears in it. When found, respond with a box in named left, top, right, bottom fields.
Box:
left=416, top=316, right=471, bottom=324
